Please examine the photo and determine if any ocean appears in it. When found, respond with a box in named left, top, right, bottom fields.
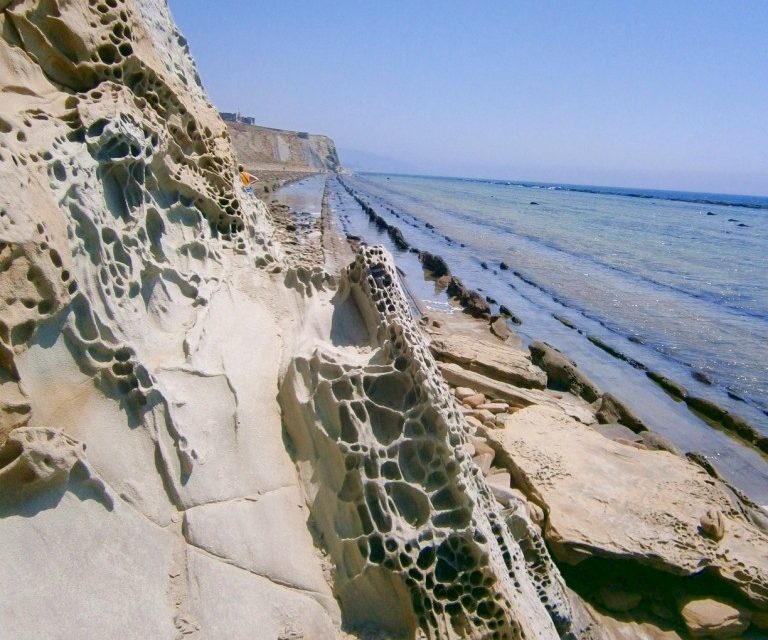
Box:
left=282, top=172, right=768, bottom=502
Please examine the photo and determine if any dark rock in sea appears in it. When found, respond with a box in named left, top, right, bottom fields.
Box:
left=686, top=452, right=719, bottom=478
left=499, top=262, right=509, bottom=270
left=485, top=295, right=497, bottom=304
left=646, top=371, right=687, bottom=401
left=706, top=211, right=716, bottom=216
left=692, top=371, right=713, bottom=385
left=628, top=335, right=646, bottom=345
left=425, top=222, right=435, bottom=230
left=738, top=223, right=750, bottom=227
left=387, top=225, right=409, bottom=250
left=596, top=393, right=648, bottom=433
left=418, top=251, right=450, bottom=277
left=443, top=276, right=491, bottom=318
left=529, top=341, right=601, bottom=402
left=587, top=335, right=646, bottom=370
left=727, top=390, right=746, bottom=402
left=480, top=261, right=488, bottom=270
left=553, top=314, right=576, bottom=330
left=409, top=247, right=420, bottom=254
left=498, top=305, right=522, bottom=324
left=460, top=243, right=466, bottom=248
left=685, top=396, right=767, bottom=453
left=463, top=290, right=491, bottom=318
left=640, top=431, right=681, bottom=455
left=728, top=218, right=739, bottom=222
left=529, top=201, right=539, bottom=205
left=446, top=276, right=467, bottom=299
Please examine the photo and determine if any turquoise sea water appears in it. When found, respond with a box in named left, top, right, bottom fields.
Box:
left=316, top=172, right=768, bottom=501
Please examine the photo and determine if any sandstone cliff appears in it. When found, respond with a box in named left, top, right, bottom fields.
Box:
left=228, top=120, right=340, bottom=173
left=0, top=1, right=584, bottom=638
left=2, top=2, right=765, bottom=639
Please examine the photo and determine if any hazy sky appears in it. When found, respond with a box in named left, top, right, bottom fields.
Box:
left=168, top=1, right=768, bottom=195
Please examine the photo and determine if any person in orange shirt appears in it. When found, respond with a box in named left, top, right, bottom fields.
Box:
left=238, top=164, right=258, bottom=193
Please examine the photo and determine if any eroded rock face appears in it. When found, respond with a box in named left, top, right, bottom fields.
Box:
left=281, top=247, right=597, bottom=639
left=0, top=2, right=340, bottom=638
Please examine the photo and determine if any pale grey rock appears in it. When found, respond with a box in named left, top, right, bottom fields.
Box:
left=186, top=549, right=339, bottom=640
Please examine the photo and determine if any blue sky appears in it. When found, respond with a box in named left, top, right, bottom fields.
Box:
left=168, top=1, right=768, bottom=195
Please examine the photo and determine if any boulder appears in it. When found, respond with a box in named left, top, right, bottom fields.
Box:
left=455, top=386, right=476, bottom=400
left=680, top=598, right=749, bottom=638
left=463, top=393, right=487, bottom=408
left=490, top=315, right=512, bottom=341
left=529, top=341, right=601, bottom=402
left=595, top=393, right=647, bottom=433
left=699, top=509, right=726, bottom=541
left=477, top=402, right=509, bottom=414
left=474, top=408, right=496, bottom=424
left=472, top=452, right=494, bottom=475
left=418, top=251, right=450, bottom=277
left=438, top=362, right=596, bottom=425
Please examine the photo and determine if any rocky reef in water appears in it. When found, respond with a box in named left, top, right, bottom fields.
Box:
left=0, top=2, right=766, bottom=639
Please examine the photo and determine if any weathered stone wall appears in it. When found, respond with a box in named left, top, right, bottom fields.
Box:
left=0, top=2, right=342, bottom=638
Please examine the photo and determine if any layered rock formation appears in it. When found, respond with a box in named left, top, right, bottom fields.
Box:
left=228, top=120, right=340, bottom=173
left=2, top=2, right=766, bottom=639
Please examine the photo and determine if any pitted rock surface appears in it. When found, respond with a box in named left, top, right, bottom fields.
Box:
left=281, top=246, right=599, bottom=639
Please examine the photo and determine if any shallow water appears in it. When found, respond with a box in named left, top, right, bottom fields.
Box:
left=317, top=173, right=768, bottom=504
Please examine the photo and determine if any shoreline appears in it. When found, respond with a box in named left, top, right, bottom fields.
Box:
left=350, top=172, right=768, bottom=431
left=320, top=172, right=768, bottom=505
left=269, top=174, right=768, bottom=636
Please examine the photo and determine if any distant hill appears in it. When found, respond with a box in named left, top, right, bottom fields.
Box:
left=227, top=121, right=340, bottom=173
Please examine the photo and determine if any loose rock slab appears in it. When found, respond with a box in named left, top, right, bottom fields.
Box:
left=680, top=598, right=749, bottom=638
left=430, top=334, right=547, bottom=389
left=484, top=405, right=768, bottom=609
